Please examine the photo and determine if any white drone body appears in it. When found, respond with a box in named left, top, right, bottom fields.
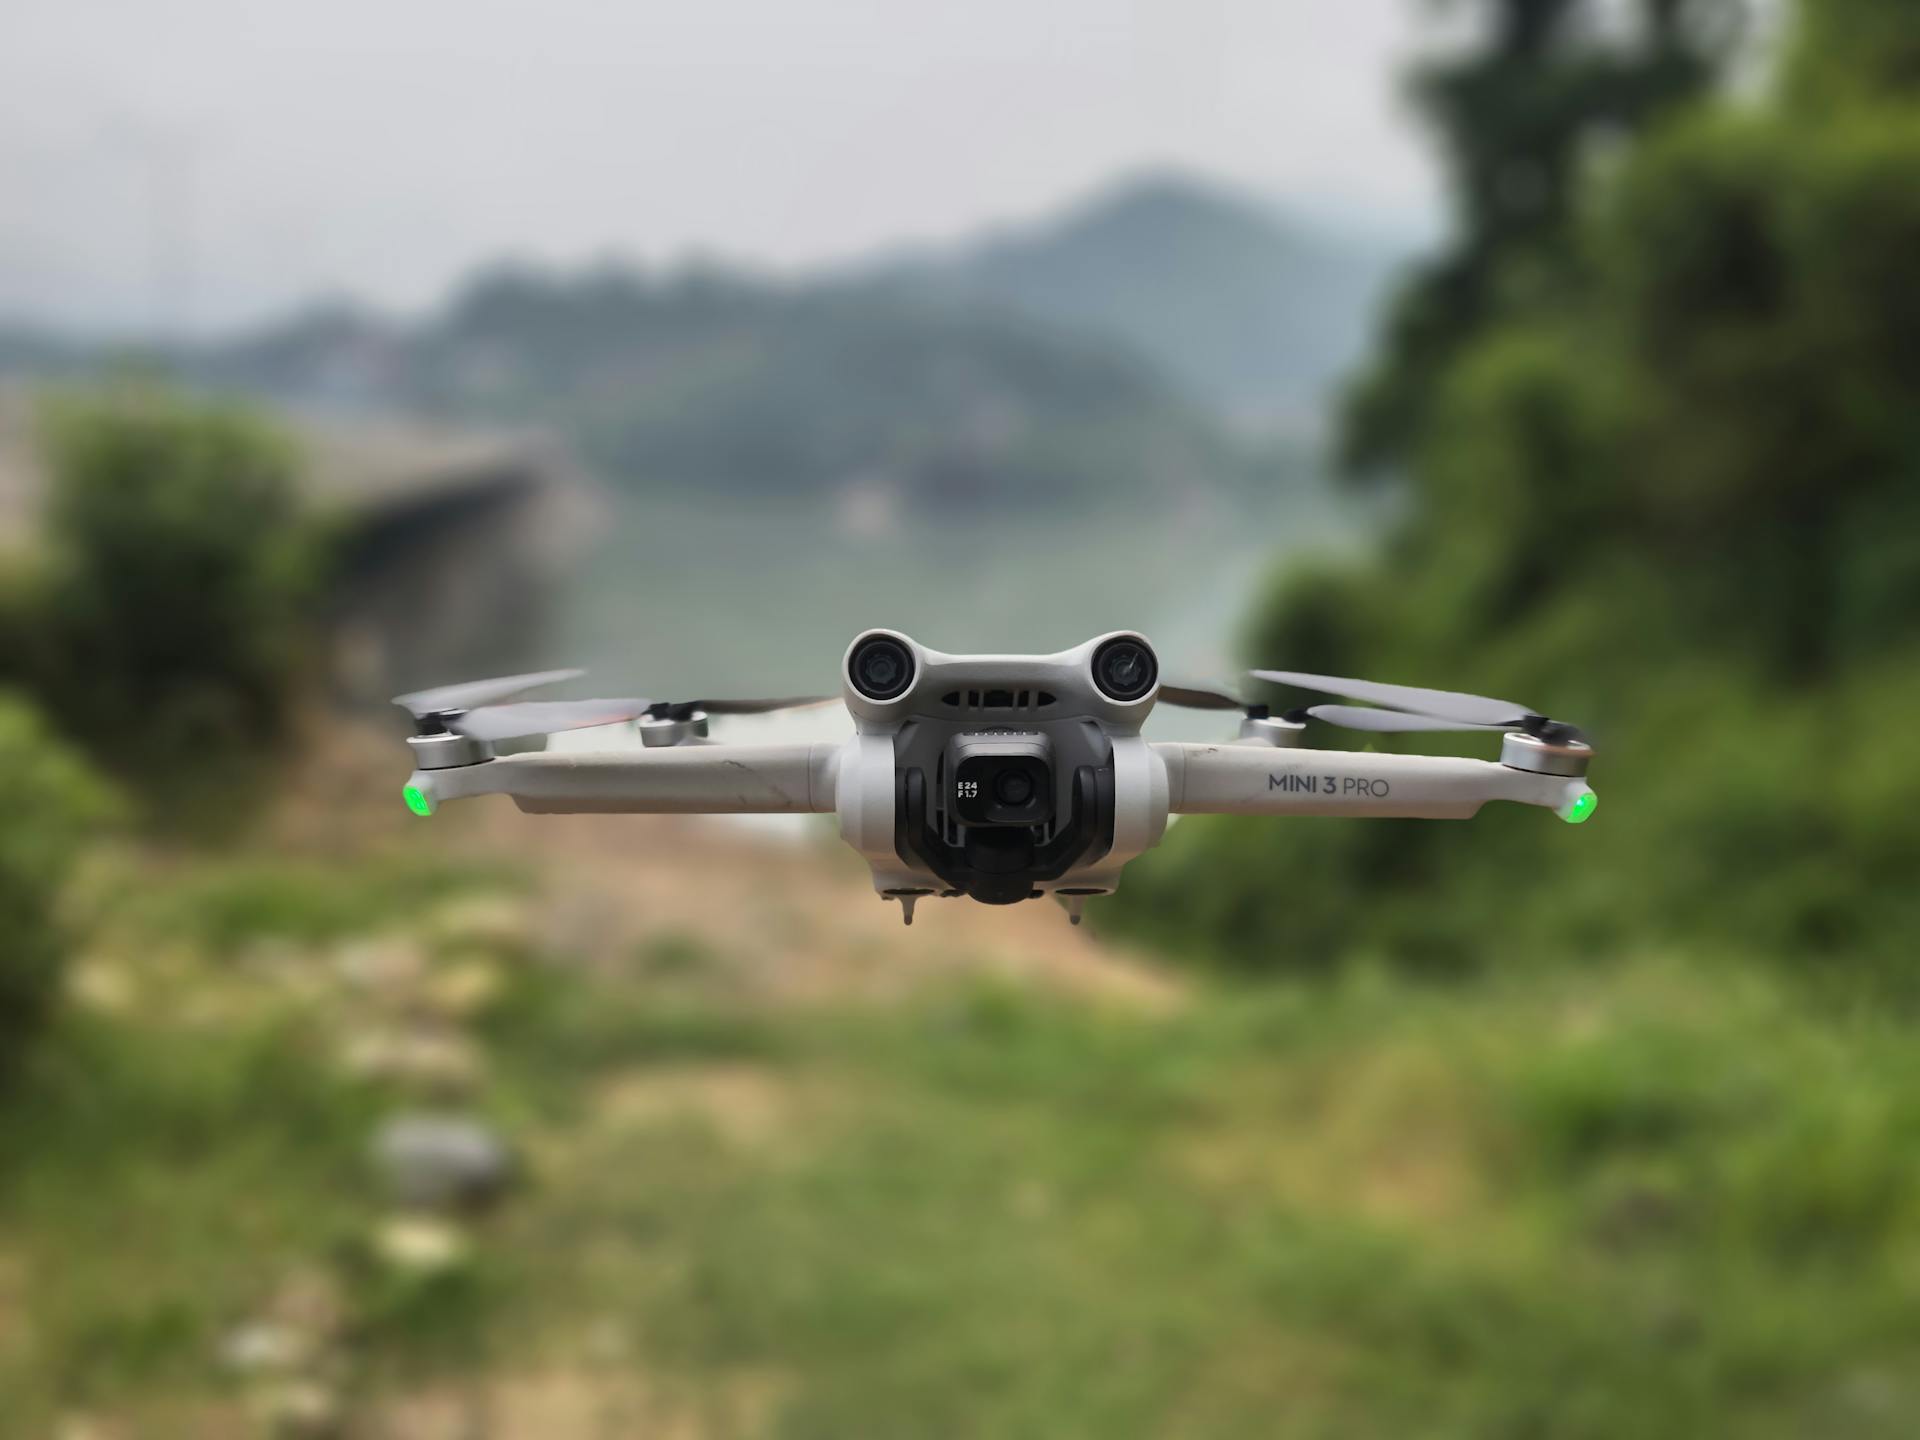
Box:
left=397, top=630, right=1597, bottom=925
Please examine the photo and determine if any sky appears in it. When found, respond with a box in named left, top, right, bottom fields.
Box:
left=0, top=0, right=1441, bottom=337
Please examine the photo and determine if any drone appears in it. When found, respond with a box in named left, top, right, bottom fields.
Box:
left=395, top=631, right=1596, bottom=926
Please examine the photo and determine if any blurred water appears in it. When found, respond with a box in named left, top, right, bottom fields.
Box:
left=544, top=482, right=1367, bottom=840
left=556, top=484, right=1363, bottom=707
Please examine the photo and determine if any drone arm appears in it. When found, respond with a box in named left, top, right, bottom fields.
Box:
left=1155, top=743, right=1594, bottom=822
left=407, top=743, right=839, bottom=816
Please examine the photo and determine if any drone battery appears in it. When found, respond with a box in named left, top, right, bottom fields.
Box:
left=945, top=731, right=1055, bottom=828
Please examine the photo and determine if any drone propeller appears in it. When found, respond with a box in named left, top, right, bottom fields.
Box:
left=394, top=666, right=839, bottom=744
left=1294, top=704, right=1508, bottom=735
left=449, top=698, right=654, bottom=742
left=1250, top=668, right=1538, bottom=729
left=1155, top=681, right=1256, bottom=714
left=1252, top=668, right=1584, bottom=742
left=656, top=695, right=835, bottom=718
left=393, top=668, right=585, bottom=720
left=448, top=694, right=834, bottom=743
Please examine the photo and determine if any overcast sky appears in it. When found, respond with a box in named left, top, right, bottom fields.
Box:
left=0, top=0, right=1442, bottom=336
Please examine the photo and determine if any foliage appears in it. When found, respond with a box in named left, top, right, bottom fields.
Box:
left=15, top=778, right=1916, bottom=1434
left=0, top=695, right=116, bottom=1076
left=183, top=257, right=1296, bottom=510
left=1115, top=0, right=1920, bottom=973
left=0, top=1014, right=384, bottom=1418
left=408, top=269, right=1261, bottom=506
left=1782, top=0, right=1920, bottom=110
left=14, top=844, right=1920, bottom=1436
left=23, top=389, right=323, bottom=780
left=1342, top=0, right=1744, bottom=475
left=0, top=853, right=524, bottom=1427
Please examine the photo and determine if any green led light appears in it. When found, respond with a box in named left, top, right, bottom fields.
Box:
left=402, top=783, right=434, bottom=818
left=1564, top=791, right=1598, bottom=825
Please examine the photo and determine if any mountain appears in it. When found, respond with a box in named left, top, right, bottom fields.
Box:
left=146, top=265, right=1285, bottom=510
left=854, top=172, right=1405, bottom=428
left=0, top=171, right=1367, bottom=506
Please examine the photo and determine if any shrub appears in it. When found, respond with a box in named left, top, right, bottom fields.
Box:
left=0, top=694, right=116, bottom=1073
left=32, top=388, right=322, bottom=771
left=1114, top=7, right=1920, bottom=980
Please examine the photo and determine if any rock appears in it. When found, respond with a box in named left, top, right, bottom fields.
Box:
left=370, top=1113, right=513, bottom=1211
left=423, top=896, right=533, bottom=958
left=331, top=938, right=428, bottom=996
left=420, top=959, right=505, bottom=1022
left=538, top=891, right=622, bottom=964
left=340, top=1028, right=486, bottom=1098
left=220, top=1320, right=305, bottom=1376
left=266, top=1265, right=347, bottom=1346
left=66, top=958, right=135, bottom=1014
left=252, top=1378, right=344, bottom=1439
left=220, top=1267, right=346, bottom=1379
left=372, top=1215, right=470, bottom=1274
left=240, top=941, right=330, bottom=1002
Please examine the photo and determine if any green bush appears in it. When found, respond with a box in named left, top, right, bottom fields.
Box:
left=1115, top=3, right=1920, bottom=979
left=0, top=694, right=116, bottom=1072
left=31, top=389, right=322, bottom=771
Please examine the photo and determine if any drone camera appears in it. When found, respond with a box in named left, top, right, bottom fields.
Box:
left=848, top=633, right=917, bottom=701
left=1091, top=635, right=1158, bottom=704
left=945, top=731, right=1055, bottom=828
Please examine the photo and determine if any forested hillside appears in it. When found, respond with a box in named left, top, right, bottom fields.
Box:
left=179, top=269, right=1267, bottom=508
left=0, top=173, right=1387, bottom=509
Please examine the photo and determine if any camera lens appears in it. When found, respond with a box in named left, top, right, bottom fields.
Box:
left=849, top=635, right=914, bottom=700
left=1092, top=636, right=1157, bottom=702
left=945, top=733, right=1054, bottom=829
left=993, top=769, right=1034, bottom=806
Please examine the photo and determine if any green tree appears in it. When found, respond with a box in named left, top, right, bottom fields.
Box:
left=1342, top=0, right=1743, bottom=475
left=29, top=390, right=322, bottom=778
left=1117, top=0, right=1920, bottom=978
left=0, top=695, right=115, bottom=1076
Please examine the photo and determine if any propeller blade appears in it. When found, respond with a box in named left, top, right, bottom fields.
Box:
left=1302, top=704, right=1507, bottom=734
left=1156, top=682, right=1248, bottom=712
left=670, top=696, right=836, bottom=716
left=449, top=698, right=651, bottom=742
left=393, top=668, right=585, bottom=718
left=1251, top=668, right=1536, bottom=729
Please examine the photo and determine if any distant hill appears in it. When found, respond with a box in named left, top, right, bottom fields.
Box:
left=110, top=267, right=1279, bottom=510
left=0, top=171, right=1367, bottom=506
left=0, top=325, right=86, bottom=379
left=853, top=172, right=1405, bottom=428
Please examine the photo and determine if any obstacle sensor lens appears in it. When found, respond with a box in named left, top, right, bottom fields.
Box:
left=849, top=635, right=915, bottom=701
left=1091, top=636, right=1158, bottom=703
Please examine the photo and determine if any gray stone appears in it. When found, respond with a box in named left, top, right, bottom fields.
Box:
left=370, top=1113, right=513, bottom=1212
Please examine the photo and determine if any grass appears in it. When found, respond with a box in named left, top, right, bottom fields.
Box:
left=484, top=962, right=1920, bottom=1439
left=4, top=853, right=1920, bottom=1436
left=0, top=1016, right=384, bottom=1422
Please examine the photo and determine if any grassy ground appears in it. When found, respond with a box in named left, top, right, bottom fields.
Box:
left=4, top=831, right=1920, bottom=1437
